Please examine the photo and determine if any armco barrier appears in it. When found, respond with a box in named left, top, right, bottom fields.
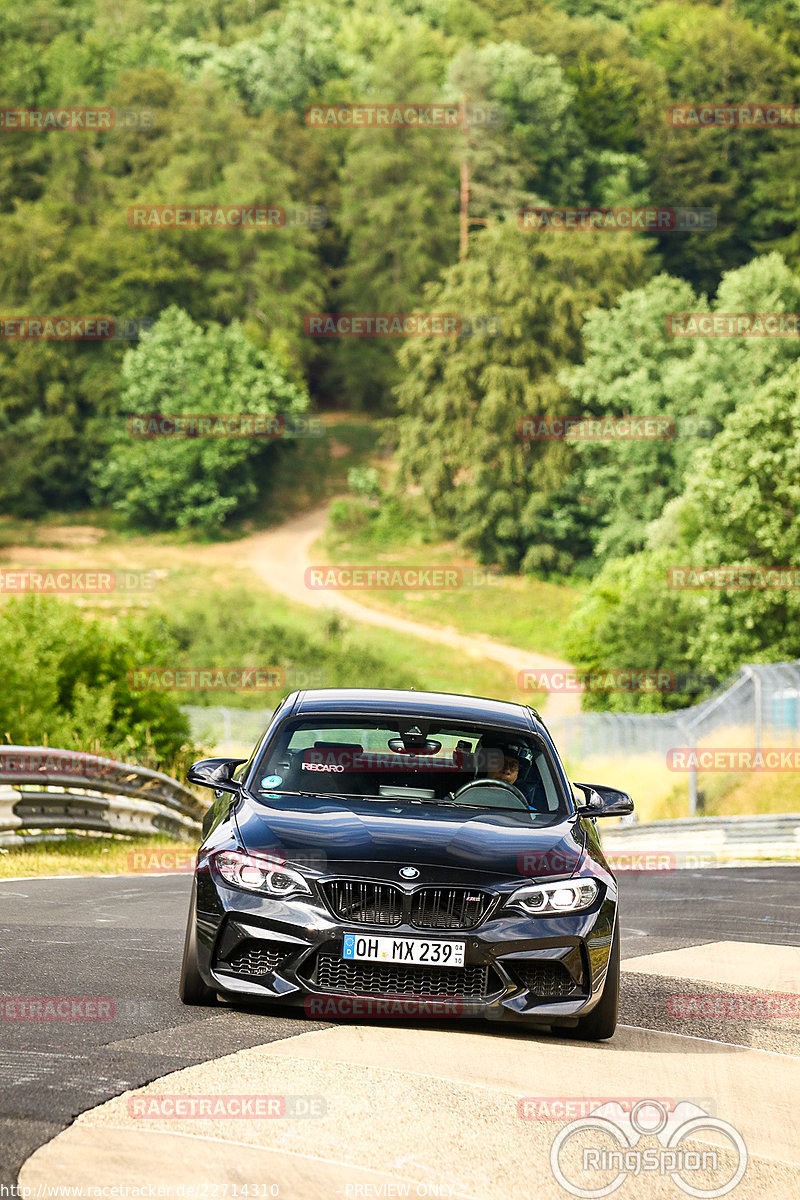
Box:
left=601, top=813, right=800, bottom=864
left=0, top=746, right=204, bottom=847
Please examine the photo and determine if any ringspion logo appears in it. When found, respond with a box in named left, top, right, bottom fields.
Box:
left=549, top=1100, right=746, bottom=1198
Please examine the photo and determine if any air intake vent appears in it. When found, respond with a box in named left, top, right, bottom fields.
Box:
left=220, top=940, right=288, bottom=976
left=411, top=887, right=493, bottom=930
left=508, top=959, right=578, bottom=998
left=322, top=880, right=404, bottom=926
left=307, top=947, right=499, bottom=1000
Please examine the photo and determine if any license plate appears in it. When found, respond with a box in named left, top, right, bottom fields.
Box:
left=342, top=933, right=465, bottom=967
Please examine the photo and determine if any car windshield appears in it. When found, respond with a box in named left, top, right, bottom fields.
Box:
left=253, top=718, right=567, bottom=818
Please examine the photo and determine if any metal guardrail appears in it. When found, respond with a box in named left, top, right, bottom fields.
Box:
left=0, top=747, right=204, bottom=847
left=601, top=813, right=800, bottom=865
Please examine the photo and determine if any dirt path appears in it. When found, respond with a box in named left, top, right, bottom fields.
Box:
left=233, top=505, right=580, bottom=719
left=1, top=504, right=581, bottom=718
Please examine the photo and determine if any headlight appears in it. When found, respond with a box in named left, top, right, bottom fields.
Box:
left=508, top=877, right=599, bottom=915
left=213, top=850, right=311, bottom=898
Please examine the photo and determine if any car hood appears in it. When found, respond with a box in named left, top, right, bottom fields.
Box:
left=235, top=791, right=585, bottom=881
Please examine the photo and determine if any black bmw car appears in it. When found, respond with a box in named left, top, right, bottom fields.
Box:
left=179, top=688, right=633, bottom=1040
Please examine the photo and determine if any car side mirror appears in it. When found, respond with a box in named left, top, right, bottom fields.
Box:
left=573, top=781, right=634, bottom=818
left=187, top=757, right=247, bottom=795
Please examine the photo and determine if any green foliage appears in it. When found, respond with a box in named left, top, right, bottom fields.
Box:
left=565, top=358, right=800, bottom=708
left=394, top=223, right=653, bottom=570
left=0, top=596, right=192, bottom=765
left=347, top=466, right=382, bottom=502
left=446, top=41, right=586, bottom=218
left=327, top=493, right=432, bottom=554
left=328, top=22, right=458, bottom=411
left=176, top=2, right=347, bottom=115
left=91, top=307, right=310, bottom=532
left=542, top=254, right=800, bottom=564
left=563, top=546, right=706, bottom=711
left=142, top=585, right=432, bottom=703
left=2, top=0, right=800, bottom=715
left=634, top=3, right=800, bottom=290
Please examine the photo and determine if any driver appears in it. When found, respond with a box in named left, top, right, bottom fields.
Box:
left=477, top=739, right=540, bottom=807
left=483, top=745, right=521, bottom=788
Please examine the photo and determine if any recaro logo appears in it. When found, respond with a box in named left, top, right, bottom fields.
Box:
left=301, top=762, right=346, bottom=772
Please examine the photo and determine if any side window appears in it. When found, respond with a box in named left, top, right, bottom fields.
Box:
left=535, top=751, right=560, bottom=811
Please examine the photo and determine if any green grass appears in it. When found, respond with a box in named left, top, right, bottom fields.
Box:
left=148, top=575, right=525, bottom=706
left=0, top=833, right=199, bottom=878
left=0, top=540, right=523, bottom=711
left=320, top=498, right=582, bottom=661
left=563, top=750, right=800, bottom=822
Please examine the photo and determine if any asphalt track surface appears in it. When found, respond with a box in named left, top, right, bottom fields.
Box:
left=1, top=866, right=798, bottom=1189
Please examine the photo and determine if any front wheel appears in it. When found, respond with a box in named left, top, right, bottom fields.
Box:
left=179, top=881, right=218, bottom=1006
left=566, top=921, right=619, bottom=1041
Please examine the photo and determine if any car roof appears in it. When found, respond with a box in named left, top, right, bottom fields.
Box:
left=290, top=687, right=543, bottom=736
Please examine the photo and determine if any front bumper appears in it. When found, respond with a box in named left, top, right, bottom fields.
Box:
left=194, top=866, right=617, bottom=1027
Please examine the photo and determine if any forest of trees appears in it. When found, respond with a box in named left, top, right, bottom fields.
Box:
left=2, top=0, right=799, bottom=712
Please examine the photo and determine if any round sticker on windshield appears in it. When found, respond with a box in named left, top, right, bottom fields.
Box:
left=261, top=775, right=283, bottom=788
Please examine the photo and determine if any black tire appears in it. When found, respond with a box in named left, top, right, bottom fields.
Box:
left=566, top=920, right=620, bottom=1041
left=179, top=881, right=218, bottom=1006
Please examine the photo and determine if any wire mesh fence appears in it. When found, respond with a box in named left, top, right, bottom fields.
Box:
left=547, top=662, right=800, bottom=754
left=182, top=705, right=273, bottom=756
left=547, top=660, right=800, bottom=813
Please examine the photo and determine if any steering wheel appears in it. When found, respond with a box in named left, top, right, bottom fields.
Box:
left=452, top=778, right=529, bottom=809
